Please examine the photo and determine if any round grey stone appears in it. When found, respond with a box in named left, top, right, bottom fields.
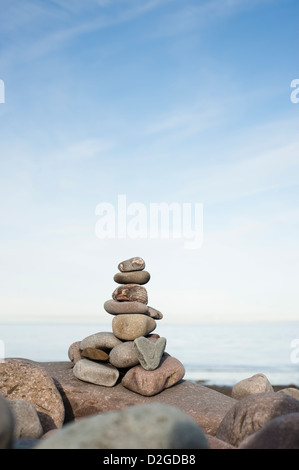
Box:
left=232, top=373, right=273, bottom=399
left=36, top=403, right=209, bottom=449
left=9, top=400, right=43, bottom=440
left=109, top=342, right=140, bottom=369
left=80, top=332, right=122, bottom=351
left=73, top=359, right=119, bottom=387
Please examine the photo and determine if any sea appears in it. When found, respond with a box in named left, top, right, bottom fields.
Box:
left=1, top=321, right=299, bottom=387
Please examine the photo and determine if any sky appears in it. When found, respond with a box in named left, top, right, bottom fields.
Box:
left=0, top=0, right=298, bottom=324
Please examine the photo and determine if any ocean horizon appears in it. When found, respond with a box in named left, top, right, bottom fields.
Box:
left=1, top=319, right=298, bottom=387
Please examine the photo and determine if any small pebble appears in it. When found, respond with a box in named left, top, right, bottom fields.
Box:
left=118, top=257, right=145, bottom=272
left=81, top=347, right=109, bottom=362
left=109, top=342, right=140, bottom=369
left=104, top=299, right=149, bottom=315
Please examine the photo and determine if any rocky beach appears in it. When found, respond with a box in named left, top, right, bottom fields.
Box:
left=0, top=257, right=299, bottom=450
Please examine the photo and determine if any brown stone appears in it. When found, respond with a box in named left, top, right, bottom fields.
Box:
left=0, top=359, right=65, bottom=433
left=112, top=314, right=156, bottom=340
left=81, top=348, right=109, bottom=362
left=104, top=299, right=149, bottom=315
left=121, top=354, right=185, bottom=396
left=112, top=284, right=148, bottom=304
left=118, top=257, right=145, bottom=272
left=68, top=341, right=82, bottom=364
left=216, top=392, right=299, bottom=447
left=239, top=413, right=299, bottom=449
left=38, top=361, right=236, bottom=435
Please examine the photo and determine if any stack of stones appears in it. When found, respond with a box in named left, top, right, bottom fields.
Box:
left=68, top=257, right=185, bottom=397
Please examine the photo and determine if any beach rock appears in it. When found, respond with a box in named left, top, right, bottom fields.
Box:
left=216, top=391, right=299, bottom=447
left=148, top=306, right=163, bottom=320
left=104, top=299, right=149, bottom=315
left=109, top=342, right=140, bottom=369
left=118, top=257, right=145, bottom=272
left=73, top=359, right=119, bottom=387
left=68, top=341, right=82, bottom=364
left=114, top=271, right=150, bottom=285
left=0, top=393, right=14, bottom=449
left=112, top=284, right=148, bottom=304
left=239, top=412, right=299, bottom=449
left=80, top=332, right=122, bottom=351
left=13, top=438, right=40, bottom=449
left=81, top=347, right=109, bottom=362
left=0, top=359, right=64, bottom=433
left=232, top=373, right=273, bottom=399
left=9, top=400, right=43, bottom=440
left=38, top=361, right=237, bottom=435
left=112, top=314, right=156, bottom=340
left=206, top=435, right=236, bottom=449
left=134, top=336, right=166, bottom=370
left=36, top=403, right=209, bottom=449
left=277, top=387, right=299, bottom=401
left=121, top=354, right=185, bottom=396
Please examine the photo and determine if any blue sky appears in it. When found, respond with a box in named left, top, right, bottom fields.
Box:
left=0, top=0, right=298, bottom=323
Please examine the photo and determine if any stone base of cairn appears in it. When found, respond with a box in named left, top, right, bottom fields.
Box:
left=68, top=257, right=185, bottom=397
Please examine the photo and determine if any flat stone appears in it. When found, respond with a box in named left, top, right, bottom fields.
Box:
left=9, top=400, right=43, bottom=440
left=73, top=359, right=119, bottom=387
left=36, top=403, right=209, bottom=449
left=81, top=347, right=109, bottom=362
left=109, top=342, right=140, bottom=369
left=0, top=359, right=65, bottom=433
left=148, top=306, right=163, bottom=320
left=114, top=271, right=150, bottom=285
left=216, top=391, right=299, bottom=447
left=121, top=354, right=185, bottom=396
left=232, top=373, right=273, bottom=399
left=104, top=299, right=149, bottom=315
left=37, top=361, right=237, bottom=435
left=118, top=257, right=145, bottom=272
left=112, top=314, right=156, bottom=340
left=239, top=413, right=299, bottom=449
left=68, top=341, right=82, bottom=364
left=112, top=284, right=148, bottom=304
left=134, top=336, right=166, bottom=370
left=80, top=332, right=122, bottom=351
left=0, top=393, right=14, bottom=449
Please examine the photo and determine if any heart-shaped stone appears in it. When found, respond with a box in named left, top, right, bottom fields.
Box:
left=133, top=336, right=166, bottom=371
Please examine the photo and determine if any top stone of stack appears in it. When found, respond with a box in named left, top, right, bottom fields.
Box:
left=114, top=257, right=150, bottom=286
left=118, top=257, right=145, bottom=272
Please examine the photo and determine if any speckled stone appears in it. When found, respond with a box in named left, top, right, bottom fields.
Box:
left=0, top=359, right=65, bottom=433
left=232, top=373, right=273, bottom=399
left=73, top=359, right=119, bottom=387
left=112, top=314, right=156, bottom=341
left=109, top=342, right=140, bottom=369
left=118, top=257, right=145, bottom=272
left=80, top=332, right=122, bottom=351
left=114, top=270, right=150, bottom=285
left=121, top=354, right=185, bottom=396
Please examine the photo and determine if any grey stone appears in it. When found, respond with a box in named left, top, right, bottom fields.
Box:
left=104, top=299, right=149, bottom=315
left=114, top=271, right=150, bottom=285
left=80, top=332, right=122, bottom=351
left=216, top=391, right=299, bottom=447
left=36, top=403, right=209, bottom=449
left=109, top=342, right=140, bottom=369
left=239, top=412, right=299, bottom=449
left=0, top=359, right=65, bottom=433
left=38, top=361, right=237, bottom=436
left=0, top=393, right=14, bottom=449
left=68, top=341, right=82, bottom=364
left=118, top=257, right=145, bottom=272
left=147, top=306, right=163, bottom=320
left=134, top=336, right=166, bottom=370
left=232, top=373, right=273, bottom=399
left=73, top=359, right=119, bottom=387
left=9, top=400, right=43, bottom=439
left=13, top=438, right=40, bottom=449
left=112, top=314, right=156, bottom=340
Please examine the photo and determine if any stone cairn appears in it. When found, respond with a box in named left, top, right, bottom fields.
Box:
left=68, top=257, right=185, bottom=396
